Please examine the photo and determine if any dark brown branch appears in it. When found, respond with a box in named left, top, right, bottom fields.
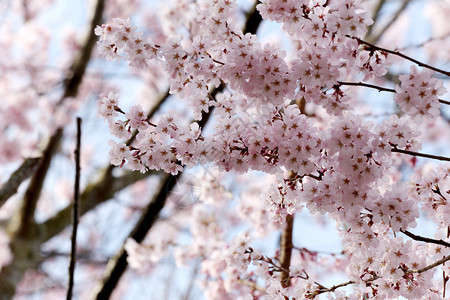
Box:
left=242, top=0, right=263, bottom=35
left=400, top=229, right=450, bottom=248
left=279, top=214, right=294, bottom=287
left=406, top=254, right=450, bottom=274
left=90, top=172, right=177, bottom=299
left=391, top=148, right=450, bottom=163
left=337, top=81, right=450, bottom=106
left=352, top=37, right=450, bottom=77
left=67, top=118, right=82, bottom=300
left=182, top=262, right=201, bottom=300
left=0, top=157, right=41, bottom=208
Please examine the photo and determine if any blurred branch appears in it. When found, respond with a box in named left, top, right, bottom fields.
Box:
left=67, top=118, right=82, bottom=300
left=368, top=0, right=412, bottom=44
left=182, top=262, right=201, bottom=300
left=38, top=166, right=158, bottom=243
left=21, top=0, right=30, bottom=22
left=10, top=128, right=63, bottom=238
left=90, top=172, right=177, bottom=299
left=61, top=0, right=105, bottom=100
left=0, top=157, right=41, bottom=208
left=365, top=0, right=386, bottom=39
left=0, top=0, right=105, bottom=298
left=90, top=4, right=264, bottom=298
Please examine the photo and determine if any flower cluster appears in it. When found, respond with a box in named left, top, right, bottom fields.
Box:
left=93, top=0, right=450, bottom=299
left=395, top=66, right=446, bottom=119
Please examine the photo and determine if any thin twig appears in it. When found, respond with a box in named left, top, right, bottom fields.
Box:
left=311, top=280, right=356, bottom=296
left=351, top=37, right=450, bottom=77
left=391, top=148, right=450, bottom=163
left=336, top=81, right=450, bottom=106
left=406, top=254, right=450, bottom=274
left=400, top=229, right=450, bottom=248
left=67, top=117, right=82, bottom=300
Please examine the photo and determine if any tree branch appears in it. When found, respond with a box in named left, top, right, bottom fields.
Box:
left=61, top=0, right=105, bottom=100
left=351, top=37, right=450, bottom=77
left=337, top=81, right=450, bottom=106
left=10, top=128, right=63, bottom=238
left=242, top=0, right=263, bottom=35
left=0, top=0, right=106, bottom=297
left=406, top=254, right=450, bottom=274
left=90, top=172, right=177, bottom=299
left=309, top=280, right=355, bottom=297
left=38, top=167, right=157, bottom=243
left=0, top=157, right=41, bottom=208
left=400, top=229, right=450, bottom=248
left=391, top=148, right=450, bottom=163
left=67, top=118, right=82, bottom=300
left=279, top=214, right=294, bottom=287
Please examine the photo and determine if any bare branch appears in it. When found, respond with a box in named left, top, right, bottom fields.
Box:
left=67, top=118, right=82, bottom=300
left=0, top=157, right=41, bottom=208
left=90, top=172, right=177, bottom=299
left=336, top=81, right=450, bottom=106
left=10, top=128, right=63, bottom=238
left=60, top=0, right=105, bottom=100
left=38, top=167, right=157, bottom=243
left=0, top=0, right=106, bottom=297
left=400, top=230, right=450, bottom=248
left=406, top=254, right=450, bottom=274
left=369, top=0, right=412, bottom=44
left=351, top=36, right=450, bottom=77
left=391, top=148, right=450, bottom=163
